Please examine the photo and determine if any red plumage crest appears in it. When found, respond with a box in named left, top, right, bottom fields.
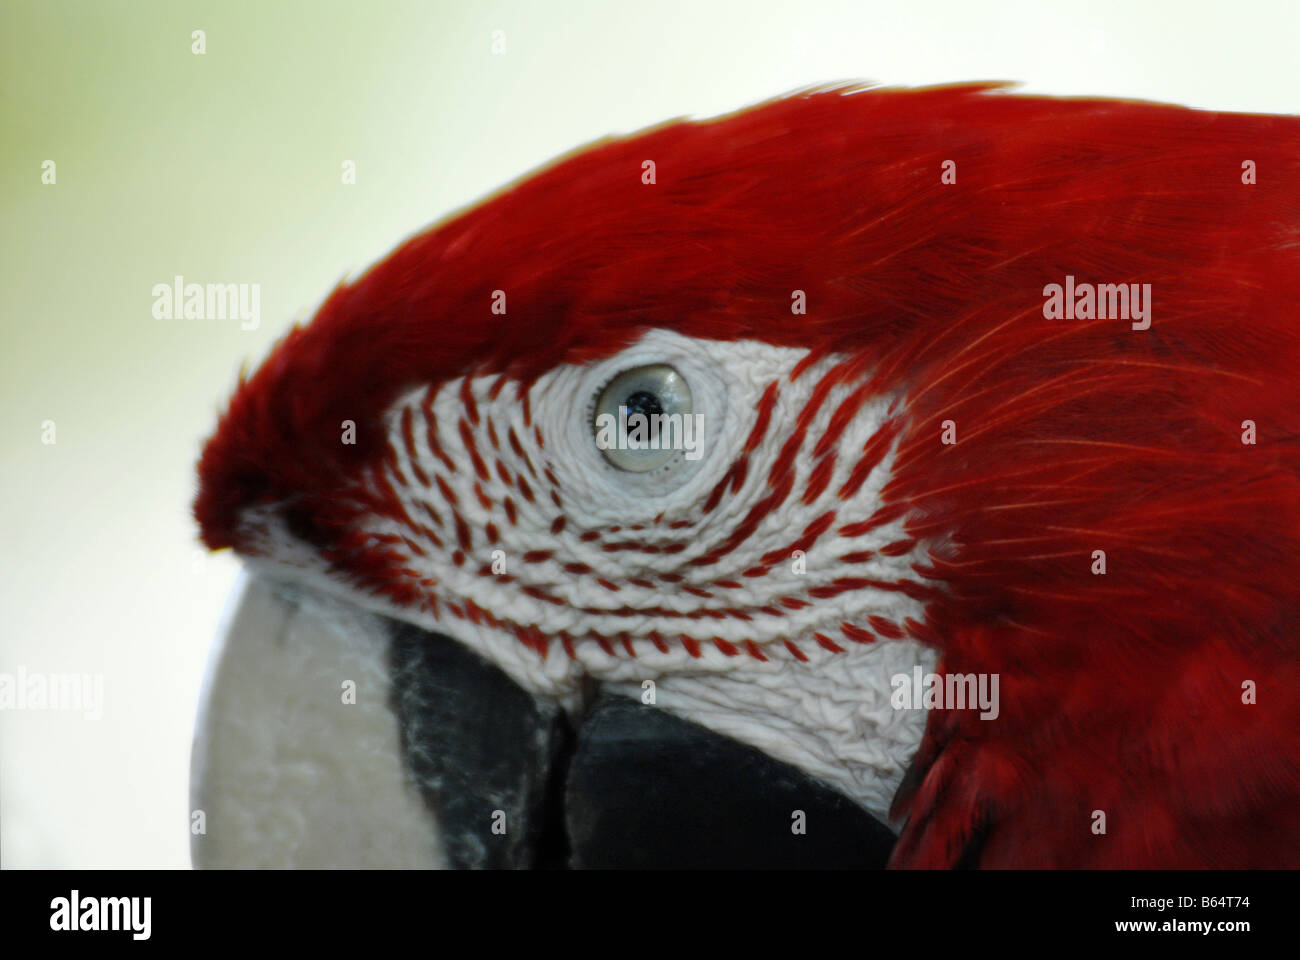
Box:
left=196, top=84, right=1300, bottom=866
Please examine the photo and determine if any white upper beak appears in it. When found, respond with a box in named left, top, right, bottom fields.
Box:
left=190, top=571, right=446, bottom=868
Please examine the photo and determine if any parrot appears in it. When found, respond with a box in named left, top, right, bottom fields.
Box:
left=192, top=83, right=1300, bottom=869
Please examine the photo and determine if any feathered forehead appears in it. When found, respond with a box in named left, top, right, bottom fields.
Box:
left=196, top=82, right=1300, bottom=549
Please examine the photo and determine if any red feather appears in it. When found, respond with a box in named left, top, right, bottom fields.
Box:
left=196, top=84, right=1300, bottom=866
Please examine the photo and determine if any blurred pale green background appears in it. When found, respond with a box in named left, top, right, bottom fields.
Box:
left=2, top=0, right=1296, bottom=868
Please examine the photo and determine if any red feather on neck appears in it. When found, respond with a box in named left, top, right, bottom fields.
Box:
left=196, top=85, right=1300, bottom=866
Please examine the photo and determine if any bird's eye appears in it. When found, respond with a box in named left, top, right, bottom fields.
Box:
left=592, top=364, right=693, bottom=472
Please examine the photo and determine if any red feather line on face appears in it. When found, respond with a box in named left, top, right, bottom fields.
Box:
left=196, top=83, right=1300, bottom=867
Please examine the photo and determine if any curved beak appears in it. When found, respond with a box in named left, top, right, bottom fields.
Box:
left=191, top=573, right=898, bottom=868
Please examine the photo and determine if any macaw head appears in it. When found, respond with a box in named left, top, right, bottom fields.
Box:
left=193, top=84, right=1300, bottom=868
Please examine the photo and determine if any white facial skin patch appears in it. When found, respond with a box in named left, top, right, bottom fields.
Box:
left=242, top=330, right=944, bottom=822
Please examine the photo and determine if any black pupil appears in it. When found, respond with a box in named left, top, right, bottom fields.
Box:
left=623, top=390, right=663, bottom=419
